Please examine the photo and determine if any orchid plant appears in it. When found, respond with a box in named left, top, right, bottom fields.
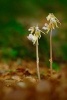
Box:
left=27, top=25, right=45, bottom=80
left=43, top=13, right=61, bottom=75
left=27, top=13, right=61, bottom=78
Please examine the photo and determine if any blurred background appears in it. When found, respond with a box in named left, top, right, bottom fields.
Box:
left=0, top=0, right=67, bottom=69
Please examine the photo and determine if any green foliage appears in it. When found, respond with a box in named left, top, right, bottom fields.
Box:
left=39, top=35, right=49, bottom=60
left=0, top=0, right=66, bottom=63
left=47, top=62, right=60, bottom=71
left=1, top=48, right=18, bottom=59
left=61, top=43, right=67, bottom=61
left=0, top=19, right=26, bottom=34
left=52, top=62, right=60, bottom=71
left=0, top=19, right=27, bottom=48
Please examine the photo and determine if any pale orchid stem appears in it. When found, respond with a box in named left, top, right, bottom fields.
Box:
left=36, top=39, right=40, bottom=80
left=50, top=29, right=53, bottom=76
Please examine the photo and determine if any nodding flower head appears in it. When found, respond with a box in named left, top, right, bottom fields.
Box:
left=46, top=13, right=61, bottom=28
left=27, top=25, right=42, bottom=44
left=43, top=13, right=61, bottom=33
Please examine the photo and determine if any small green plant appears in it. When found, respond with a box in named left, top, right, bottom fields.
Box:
left=27, top=25, right=45, bottom=80
left=43, top=13, right=61, bottom=75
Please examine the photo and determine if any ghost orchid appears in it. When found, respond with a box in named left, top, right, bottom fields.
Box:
left=43, top=13, right=61, bottom=76
left=27, top=25, right=41, bottom=80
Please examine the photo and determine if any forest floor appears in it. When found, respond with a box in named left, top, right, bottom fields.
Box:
left=0, top=59, right=67, bottom=100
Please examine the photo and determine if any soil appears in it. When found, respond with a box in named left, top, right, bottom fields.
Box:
left=0, top=60, right=67, bottom=100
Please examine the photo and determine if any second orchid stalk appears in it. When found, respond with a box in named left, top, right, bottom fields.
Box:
left=43, top=13, right=61, bottom=76
left=50, top=29, right=53, bottom=75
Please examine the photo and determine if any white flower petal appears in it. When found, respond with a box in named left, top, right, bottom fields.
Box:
left=27, top=34, right=38, bottom=44
left=27, top=34, right=34, bottom=41
left=42, top=26, right=48, bottom=30
left=32, top=35, right=38, bottom=42
left=28, top=27, right=34, bottom=33
left=35, top=26, right=39, bottom=30
left=46, top=14, right=51, bottom=21
left=50, top=18, right=56, bottom=23
left=28, top=28, right=31, bottom=31
left=42, top=23, right=48, bottom=30
left=45, top=23, right=48, bottom=26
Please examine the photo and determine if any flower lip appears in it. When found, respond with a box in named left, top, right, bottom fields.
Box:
left=27, top=33, right=38, bottom=44
left=27, top=33, right=34, bottom=41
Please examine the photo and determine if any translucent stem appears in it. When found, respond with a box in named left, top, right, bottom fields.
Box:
left=50, top=29, right=53, bottom=76
left=36, top=39, right=40, bottom=80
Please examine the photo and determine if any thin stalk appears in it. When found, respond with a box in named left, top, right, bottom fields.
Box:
left=36, top=39, right=40, bottom=80
left=50, top=29, right=53, bottom=76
